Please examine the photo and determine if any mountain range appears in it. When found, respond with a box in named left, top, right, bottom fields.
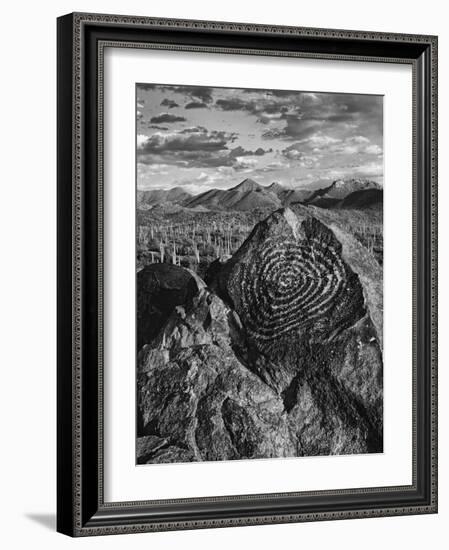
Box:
left=137, top=178, right=382, bottom=212
left=303, top=178, right=382, bottom=208
left=137, top=186, right=192, bottom=208
left=183, top=179, right=282, bottom=211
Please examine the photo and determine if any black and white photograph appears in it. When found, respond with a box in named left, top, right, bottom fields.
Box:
left=49, top=7, right=439, bottom=540
left=136, top=83, right=384, bottom=465
left=1, top=0, right=443, bottom=544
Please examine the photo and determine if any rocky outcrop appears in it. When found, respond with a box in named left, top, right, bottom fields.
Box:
left=290, top=204, right=383, bottom=349
left=137, top=207, right=383, bottom=463
left=137, top=288, right=295, bottom=463
left=137, top=264, right=204, bottom=351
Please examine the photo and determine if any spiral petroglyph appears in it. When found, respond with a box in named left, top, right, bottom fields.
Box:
left=239, top=236, right=346, bottom=340
left=226, top=214, right=366, bottom=345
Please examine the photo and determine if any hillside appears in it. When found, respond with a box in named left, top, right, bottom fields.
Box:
left=137, top=186, right=192, bottom=208
left=272, top=184, right=313, bottom=205
left=339, top=188, right=383, bottom=209
left=305, top=178, right=382, bottom=205
left=183, top=178, right=282, bottom=211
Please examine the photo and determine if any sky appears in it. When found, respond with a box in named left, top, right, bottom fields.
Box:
left=136, top=84, right=383, bottom=194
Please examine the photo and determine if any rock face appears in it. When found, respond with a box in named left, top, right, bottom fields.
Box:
left=137, top=207, right=383, bottom=463
left=137, top=288, right=295, bottom=463
left=137, top=264, right=204, bottom=351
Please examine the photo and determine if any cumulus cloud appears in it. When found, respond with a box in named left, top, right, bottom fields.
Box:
left=167, top=85, right=214, bottom=104
left=365, top=144, right=383, bottom=155
left=281, top=144, right=319, bottom=167
left=228, top=145, right=271, bottom=158
left=312, top=160, right=384, bottom=183
left=150, top=113, right=187, bottom=124
left=137, top=83, right=158, bottom=91
left=281, top=133, right=383, bottom=159
left=137, top=134, right=149, bottom=148
left=137, top=126, right=272, bottom=171
left=147, top=124, right=169, bottom=131
left=262, top=127, right=285, bottom=139
left=256, top=161, right=288, bottom=173
left=213, top=92, right=381, bottom=137
left=137, top=163, right=170, bottom=177
left=185, top=87, right=214, bottom=104
left=139, top=130, right=234, bottom=154
left=137, top=127, right=247, bottom=169
left=280, top=115, right=324, bottom=140
left=329, top=136, right=383, bottom=156
left=234, top=157, right=259, bottom=171
left=259, top=94, right=383, bottom=142
left=136, top=84, right=383, bottom=190
left=160, top=98, right=179, bottom=109
left=306, top=134, right=341, bottom=148
left=180, top=126, right=208, bottom=134
left=185, top=101, right=208, bottom=109
left=215, top=97, right=293, bottom=124
left=215, top=98, right=249, bottom=111
left=352, top=161, right=384, bottom=178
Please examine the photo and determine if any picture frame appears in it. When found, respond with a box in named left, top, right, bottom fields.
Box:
left=57, top=12, right=438, bottom=536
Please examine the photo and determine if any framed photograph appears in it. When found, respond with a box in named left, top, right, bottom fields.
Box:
left=57, top=12, right=438, bottom=536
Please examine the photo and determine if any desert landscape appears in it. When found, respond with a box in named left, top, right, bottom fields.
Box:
left=136, top=176, right=383, bottom=464
left=137, top=177, right=383, bottom=273
left=135, top=83, right=383, bottom=465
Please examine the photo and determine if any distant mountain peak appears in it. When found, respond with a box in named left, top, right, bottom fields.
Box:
left=304, top=178, right=381, bottom=205
left=183, top=178, right=282, bottom=212
left=234, top=178, right=262, bottom=193
left=332, top=178, right=381, bottom=191
left=333, top=179, right=347, bottom=189
left=266, top=182, right=285, bottom=193
left=169, top=185, right=189, bottom=193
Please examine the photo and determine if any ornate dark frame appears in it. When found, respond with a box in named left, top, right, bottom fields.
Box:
left=57, top=12, right=438, bottom=537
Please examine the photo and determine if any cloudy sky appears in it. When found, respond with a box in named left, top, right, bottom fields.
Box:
left=136, top=84, right=383, bottom=194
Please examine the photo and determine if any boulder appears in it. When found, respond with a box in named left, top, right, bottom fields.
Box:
left=137, top=435, right=195, bottom=464
left=137, top=288, right=295, bottom=462
left=208, top=207, right=383, bottom=453
left=136, top=263, right=205, bottom=352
